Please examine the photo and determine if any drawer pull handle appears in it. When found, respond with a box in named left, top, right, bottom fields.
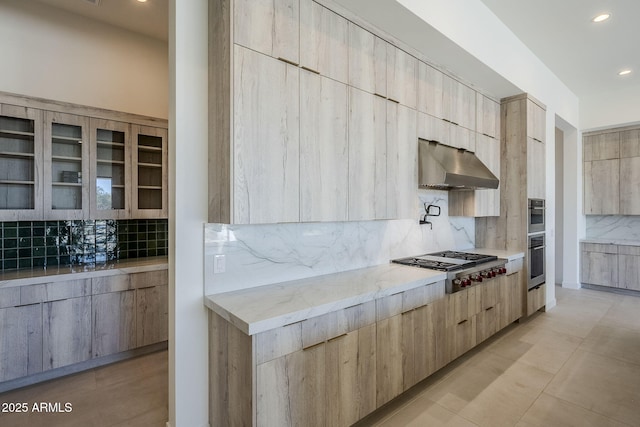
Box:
left=327, top=333, right=347, bottom=343
left=485, top=306, right=494, bottom=311
left=457, top=319, right=468, bottom=325
left=277, top=57, right=299, bottom=66
left=300, top=66, right=320, bottom=74
left=303, top=342, right=324, bottom=351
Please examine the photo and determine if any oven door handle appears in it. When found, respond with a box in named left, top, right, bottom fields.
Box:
left=530, top=207, right=545, bottom=211
left=532, top=246, right=545, bottom=251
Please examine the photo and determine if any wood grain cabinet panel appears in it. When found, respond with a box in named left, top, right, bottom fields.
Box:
left=417, top=61, right=444, bottom=118
left=583, top=132, right=619, bottom=161
left=233, top=45, right=300, bottom=224
left=386, top=44, right=417, bottom=108
left=43, top=296, right=92, bottom=369
left=348, top=23, right=387, bottom=97
left=620, top=156, right=640, bottom=214
left=581, top=247, right=618, bottom=287
left=376, top=313, right=403, bottom=407
left=300, top=0, right=348, bottom=83
left=526, top=284, right=546, bottom=316
left=527, top=137, right=546, bottom=199
left=386, top=102, right=417, bottom=220
left=234, top=0, right=299, bottom=64
left=0, top=303, right=43, bottom=382
left=584, top=159, right=619, bottom=215
left=136, top=284, right=168, bottom=347
left=476, top=94, right=500, bottom=139
left=348, top=87, right=387, bottom=220
left=0, top=104, right=44, bottom=220
left=618, top=245, right=640, bottom=291
left=526, top=99, right=545, bottom=143
left=300, top=71, right=348, bottom=222
left=620, top=129, right=640, bottom=158
left=417, top=112, right=448, bottom=146
left=92, top=290, right=136, bottom=358
left=131, top=125, right=168, bottom=219
left=442, top=75, right=475, bottom=130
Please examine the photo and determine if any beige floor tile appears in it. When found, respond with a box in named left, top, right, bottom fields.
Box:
left=545, top=349, right=640, bottom=426
left=517, top=392, right=629, bottom=427
left=599, top=296, right=640, bottom=332
left=375, top=395, right=478, bottom=427
left=580, top=324, right=640, bottom=366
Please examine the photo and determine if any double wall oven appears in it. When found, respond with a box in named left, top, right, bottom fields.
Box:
left=527, top=198, right=545, bottom=290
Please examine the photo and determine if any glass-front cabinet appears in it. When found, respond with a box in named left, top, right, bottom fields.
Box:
left=44, top=112, right=90, bottom=219
left=0, top=104, right=43, bottom=220
left=90, top=119, right=131, bottom=219
left=132, top=125, right=168, bottom=218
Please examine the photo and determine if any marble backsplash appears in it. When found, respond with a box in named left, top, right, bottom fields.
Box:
left=204, top=190, right=474, bottom=295
left=586, top=216, right=640, bottom=241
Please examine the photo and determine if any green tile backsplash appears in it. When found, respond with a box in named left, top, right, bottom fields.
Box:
left=0, top=219, right=168, bottom=271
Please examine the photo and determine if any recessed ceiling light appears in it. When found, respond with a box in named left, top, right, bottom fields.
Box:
left=592, top=13, right=610, bottom=23
left=619, top=69, right=632, bottom=76
left=137, top=0, right=148, bottom=3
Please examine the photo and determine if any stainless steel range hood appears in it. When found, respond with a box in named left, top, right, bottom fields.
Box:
left=418, top=139, right=499, bottom=190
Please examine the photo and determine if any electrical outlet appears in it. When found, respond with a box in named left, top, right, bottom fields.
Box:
left=213, top=254, right=226, bottom=274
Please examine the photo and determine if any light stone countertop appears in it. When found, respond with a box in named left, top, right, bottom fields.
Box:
left=0, top=256, right=168, bottom=289
left=205, top=264, right=447, bottom=336
left=581, top=238, right=640, bottom=247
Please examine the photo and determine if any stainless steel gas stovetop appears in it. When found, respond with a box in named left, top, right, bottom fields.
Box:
left=392, top=251, right=507, bottom=293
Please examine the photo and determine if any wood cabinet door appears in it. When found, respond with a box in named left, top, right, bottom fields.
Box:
left=620, top=129, right=640, bottom=158
left=386, top=102, right=417, bottom=220
left=584, top=132, right=619, bottom=161
left=386, top=44, right=417, bottom=108
left=300, top=71, right=348, bottom=222
left=233, top=45, right=300, bottom=224
left=584, top=159, right=619, bottom=215
left=618, top=246, right=640, bottom=291
left=417, top=61, right=444, bottom=118
left=620, top=157, right=640, bottom=214
left=527, top=100, right=545, bottom=143
left=476, top=94, right=499, bottom=139
left=348, top=87, right=387, bottom=220
left=526, top=284, right=546, bottom=316
left=300, top=0, right=348, bottom=83
left=348, top=23, right=386, bottom=97
left=0, top=104, right=44, bottom=220
left=474, top=134, right=500, bottom=216
left=131, top=125, right=168, bottom=219
left=0, top=304, right=43, bottom=382
left=527, top=137, right=546, bottom=199
left=136, top=284, right=168, bottom=347
left=89, top=118, right=131, bottom=219
left=442, top=76, right=475, bottom=130
left=43, top=296, right=92, bottom=369
left=43, top=111, right=90, bottom=220
left=234, top=0, right=299, bottom=64
left=376, top=313, right=403, bottom=407
left=92, top=290, right=136, bottom=358
left=581, top=250, right=618, bottom=287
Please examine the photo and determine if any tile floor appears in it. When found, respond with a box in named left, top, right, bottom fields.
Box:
left=0, top=286, right=638, bottom=427
left=357, top=286, right=640, bottom=427
left=0, top=350, right=167, bottom=427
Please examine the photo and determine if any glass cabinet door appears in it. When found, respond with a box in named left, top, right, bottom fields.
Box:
left=132, top=125, right=168, bottom=218
left=44, top=112, right=89, bottom=219
left=0, top=104, right=43, bottom=220
left=90, top=119, right=131, bottom=219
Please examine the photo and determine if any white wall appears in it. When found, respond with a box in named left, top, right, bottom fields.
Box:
left=581, top=85, right=640, bottom=131
left=0, top=0, right=168, bottom=118
left=555, top=127, right=564, bottom=285
left=169, top=2, right=209, bottom=427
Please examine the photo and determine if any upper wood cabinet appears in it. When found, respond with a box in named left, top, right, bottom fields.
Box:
left=527, top=137, right=546, bottom=200
left=348, top=23, right=387, bottom=97
left=386, top=102, right=417, bottom=220
left=584, top=132, right=619, bottom=161
left=620, top=129, right=640, bottom=158
left=527, top=99, right=545, bottom=143
left=233, top=45, right=300, bottom=224
left=386, top=44, right=417, bottom=109
left=300, top=71, right=349, bottom=222
left=442, top=75, right=476, bottom=130
left=348, top=88, right=387, bottom=221
left=476, top=94, right=500, bottom=139
left=584, top=159, right=619, bottom=215
left=0, top=104, right=43, bottom=220
left=132, top=125, right=168, bottom=219
left=300, top=0, right=348, bottom=83
left=90, top=119, right=131, bottom=220
left=233, top=0, right=299, bottom=65
left=417, top=61, right=444, bottom=119
left=44, top=112, right=90, bottom=220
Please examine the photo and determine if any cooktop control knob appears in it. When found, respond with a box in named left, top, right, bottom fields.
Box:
left=481, top=271, right=490, bottom=279
left=453, top=278, right=462, bottom=286
left=471, top=274, right=482, bottom=282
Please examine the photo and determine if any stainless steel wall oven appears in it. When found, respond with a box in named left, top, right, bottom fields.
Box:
left=528, top=199, right=545, bottom=233
left=528, top=233, right=545, bottom=289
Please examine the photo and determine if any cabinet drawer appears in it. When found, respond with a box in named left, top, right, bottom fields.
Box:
left=255, top=321, right=303, bottom=365
left=376, top=292, right=403, bottom=321
left=92, top=274, right=132, bottom=294
left=617, top=244, right=640, bottom=256
left=20, top=279, right=91, bottom=305
left=581, top=242, right=618, bottom=254
left=0, top=287, right=21, bottom=309
left=131, top=269, right=168, bottom=288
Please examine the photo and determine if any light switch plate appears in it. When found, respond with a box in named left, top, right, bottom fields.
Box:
left=213, top=254, right=226, bottom=274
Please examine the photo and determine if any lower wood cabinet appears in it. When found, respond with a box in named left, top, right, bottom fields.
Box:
left=581, top=243, right=618, bottom=287
left=618, top=245, right=640, bottom=291
left=527, top=284, right=546, bottom=316
left=209, top=274, right=525, bottom=426
left=0, top=303, right=43, bottom=382
left=0, top=268, right=168, bottom=386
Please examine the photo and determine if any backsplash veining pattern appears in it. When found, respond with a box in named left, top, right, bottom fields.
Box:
left=586, top=216, right=640, bottom=241
left=0, top=219, right=168, bottom=271
left=205, top=190, right=475, bottom=295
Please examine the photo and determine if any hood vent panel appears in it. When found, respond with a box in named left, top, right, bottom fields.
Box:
left=418, top=139, right=499, bottom=190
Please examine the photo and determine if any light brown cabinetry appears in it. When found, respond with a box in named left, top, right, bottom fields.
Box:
left=132, top=270, right=169, bottom=347
left=132, top=125, right=168, bottom=218
left=233, top=0, right=299, bottom=65
left=442, top=75, right=476, bottom=131
left=300, top=71, right=349, bottom=222
left=580, top=243, right=618, bottom=287
left=386, top=44, right=417, bottom=108
left=476, top=94, right=500, bottom=139
left=0, top=302, right=43, bottom=382
left=0, top=104, right=43, bottom=220
left=233, top=45, right=300, bottom=224
left=417, top=61, right=443, bottom=118
left=43, top=293, right=92, bottom=370
left=44, top=112, right=89, bottom=219
left=348, top=23, right=387, bottom=97
left=618, top=245, right=640, bottom=291
left=300, top=0, right=348, bottom=83
left=376, top=293, right=403, bottom=406
left=91, top=275, right=136, bottom=358
left=527, top=284, right=546, bottom=316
